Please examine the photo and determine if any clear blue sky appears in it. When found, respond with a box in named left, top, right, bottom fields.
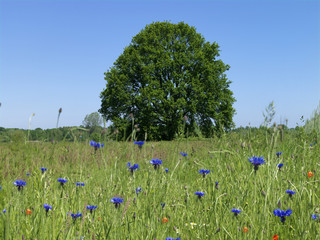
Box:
left=0, top=0, right=319, bottom=129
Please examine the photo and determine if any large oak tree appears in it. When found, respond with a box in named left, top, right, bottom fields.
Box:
left=100, top=22, right=235, bottom=140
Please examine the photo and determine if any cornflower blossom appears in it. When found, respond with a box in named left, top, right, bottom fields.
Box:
left=149, top=159, right=162, bottom=170
left=276, top=152, right=282, bottom=157
left=13, top=180, right=26, bottom=191
left=26, top=173, right=31, bottom=176
left=87, top=205, right=97, bottom=214
left=111, top=197, right=123, bottom=208
left=68, top=211, right=82, bottom=221
left=215, top=181, right=219, bottom=190
left=58, top=178, right=67, bottom=186
left=40, top=167, right=47, bottom=173
left=277, top=163, right=284, bottom=170
left=180, top=152, right=188, bottom=157
left=127, top=162, right=139, bottom=174
left=43, top=204, right=52, bottom=216
left=161, top=203, right=165, bottom=209
left=166, top=238, right=181, bottom=240
left=134, top=141, right=144, bottom=149
left=273, top=209, right=293, bottom=223
left=135, top=187, right=142, bottom=195
left=312, top=214, right=320, bottom=220
left=165, top=168, right=169, bottom=173
left=248, top=156, right=265, bottom=172
left=231, top=209, right=241, bottom=216
left=76, top=182, right=85, bottom=186
left=286, top=190, right=296, bottom=197
left=90, top=140, right=104, bottom=151
left=199, top=169, right=210, bottom=178
left=195, top=191, right=205, bottom=199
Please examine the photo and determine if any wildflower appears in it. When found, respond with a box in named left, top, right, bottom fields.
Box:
left=165, top=168, right=169, bottom=173
left=243, top=227, right=249, bottom=233
left=199, top=169, right=211, bottom=178
left=166, top=238, right=181, bottom=240
left=277, top=163, right=284, bottom=170
left=43, top=204, right=52, bottom=215
left=90, top=140, right=104, bottom=151
left=308, top=171, right=314, bottom=178
left=110, top=197, right=123, bottom=208
left=3, top=209, right=6, bottom=214
left=161, top=203, right=165, bottom=209
left=273, top=208, right=293, bottom=223
left=231, top=209, right=241, bottom=216
left=162, top=217, right=168, bottom=223
left=127, top=162, right=139, bottom=174
left=180, top=152, right=188, bottom=157
left=248, top=156, right=265, bottom=172
left=58, top=178, right=67, bottom=186
left=68, top=211, right=82, bottom=221
left=13, top=180, right=26, bottom=191
left=26, top=209, right=32, bottom=215
left=76, top=182, right=85, bottom=186
left=286, top=190, right=296, bottom=197
left=215, top=181, right=219, bottom=190
left=190, top=222, right=197, bottom=229
left=195, top=191, right=205, bottom=199
left=40, top=167, right=47, bottom=173
left=135, top=187, right=142, bottom=195
left=273, top=235, right=279, bottom=240
left=134, top=141, right=144, bottom=149
left=87, top=205, right=97, bottom=214
left=149, top=159, right=162, bottom=170
left=312, top=214, right=320, bottom=220
left=26, top=173, right=31, bottom=176
left=276, top=152, right=282, bottom=157
left=0, top=185, right=1, bottom=191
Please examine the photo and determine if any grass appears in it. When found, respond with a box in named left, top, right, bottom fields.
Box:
left=0, top=130, right=319, bottom=239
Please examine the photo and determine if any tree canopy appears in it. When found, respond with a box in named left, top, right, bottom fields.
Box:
left=82, top=112, right=103, bottom=129
left=100, top=21, right=235, bottom=140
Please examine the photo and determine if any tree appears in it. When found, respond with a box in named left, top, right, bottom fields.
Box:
left=100, top=22, right=236, bottom=140
left=82, top=112, right=103, bottom=129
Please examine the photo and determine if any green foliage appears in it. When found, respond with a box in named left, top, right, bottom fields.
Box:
left=304, top=101, right=320, bottom=142
left=0, top=130, right=319, bottom=239
left=100, top=21, right=236, bottom=140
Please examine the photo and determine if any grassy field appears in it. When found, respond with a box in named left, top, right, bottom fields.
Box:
left=0, top=129, right=319, bottom=239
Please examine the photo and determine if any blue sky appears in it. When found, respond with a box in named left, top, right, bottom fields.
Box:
left=0, top=0, right=319, bottom=129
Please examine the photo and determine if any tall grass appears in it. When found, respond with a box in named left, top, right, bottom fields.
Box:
left=0, top=129, right=319, bottom=239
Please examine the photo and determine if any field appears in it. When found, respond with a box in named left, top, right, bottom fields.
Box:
left=0, top=129, right=319, bottom=239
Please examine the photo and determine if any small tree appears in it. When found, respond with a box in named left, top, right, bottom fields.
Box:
left=82, top=112, right=103, bottom=129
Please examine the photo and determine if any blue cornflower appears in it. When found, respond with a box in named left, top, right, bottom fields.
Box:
left=215, top=181, right=219, bottom=190
left=134, top=141, right=144, bottom=149
left=127, top=162, right=139, bottom=174
left=43, top=204, right=52, bottom=214
left=111, top=197, right=123, bottom=208
left=40, top=167, right=47, bottom=173
left=136, top=187, right=142, bottom=195
left=90, top=140, right=104, bottom=151
left=278, top=163, right=284, bottom=170
left=161, top=203, right=165, bottom=209
left=26, top=173, right=31, bottom=176
left=199, top=169, right=211, bottom=178
left=76, top=182, right=85, bottom=186
left=180, top=152, right=188, bottom=157
left=0, top=185, right=1, bottom=191
left=195, top=191, right=205, bottom=199
left=273, top=209, right=293, bottom=223
left=149, top=159, right=162, bottom=170
left=68, top=211, right=82, bottom=221
left=231, top=209, right=241, bottom=216
left=166, top=238, right=181, bottom=240
left=3, top=209, right=6, bottom=214
left=58, top=178, right=68, bottom=186
left=87, top=205, right=97, bottom=214
left=13, top=180, right=26, bottom=191
left=276, top=152, right=282, bottom=157
left=248, top=156, right=265, bottom=172
left=286, top=190, right=296, bottom=197
left=312, top=214, right=320, bottom=221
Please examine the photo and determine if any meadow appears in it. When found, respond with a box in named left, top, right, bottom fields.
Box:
left=0, top=127, right=319, bottom=239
